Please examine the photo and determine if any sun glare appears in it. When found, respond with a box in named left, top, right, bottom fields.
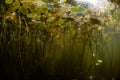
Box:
left=76, top=0, right=110, bottom=9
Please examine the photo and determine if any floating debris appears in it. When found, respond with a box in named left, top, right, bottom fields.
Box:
left=97, top=59, right=103, bottom=63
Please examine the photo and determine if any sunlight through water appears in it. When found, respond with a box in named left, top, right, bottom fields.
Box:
left=76, top=0, right=110, bottom=10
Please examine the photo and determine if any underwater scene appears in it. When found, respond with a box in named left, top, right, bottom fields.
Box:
left=0, top=0, right=120, bottom=80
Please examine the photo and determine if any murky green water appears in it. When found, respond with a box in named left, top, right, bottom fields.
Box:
left=0, top=0, right=120, bottom=80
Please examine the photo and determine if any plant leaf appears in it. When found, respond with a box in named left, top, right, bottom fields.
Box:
left=5, top=0, right=13, bottom=4
left=71, top=6, right=84, bottom=12
left=42, top=0, right=54, bottom=3
left=19, top=6, right=29, bottom=15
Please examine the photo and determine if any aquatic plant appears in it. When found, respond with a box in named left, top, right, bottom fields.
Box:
left=0, top=0, right=120, bottom=80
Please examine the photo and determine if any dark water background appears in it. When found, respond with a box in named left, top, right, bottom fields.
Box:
left=0, top=26, right=120, bottom=80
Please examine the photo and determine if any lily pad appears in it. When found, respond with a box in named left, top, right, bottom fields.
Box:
left=5, top=0, right=13, bottom=4
left=18, top=6, right=29, bottom=15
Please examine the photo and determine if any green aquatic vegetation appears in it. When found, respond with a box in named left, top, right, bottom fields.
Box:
left=0, top=0, right=120, bottom=80
left=5, top=0, right=13, bottom=4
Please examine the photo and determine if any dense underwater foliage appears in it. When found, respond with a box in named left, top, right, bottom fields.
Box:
left=0, top=0, right=120, bottom=80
